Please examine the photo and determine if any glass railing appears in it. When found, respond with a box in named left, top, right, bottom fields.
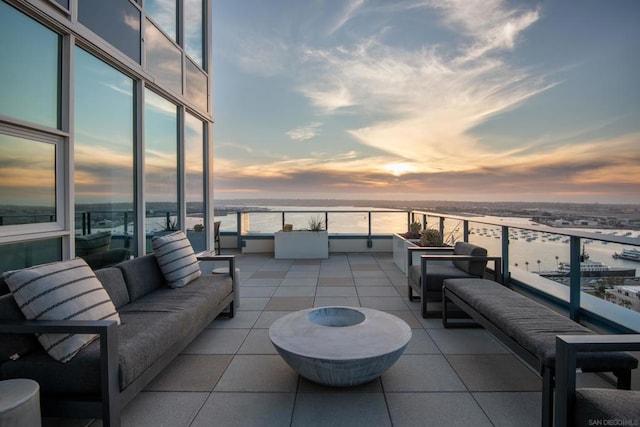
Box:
left=410, top=210, right=640, bottom=333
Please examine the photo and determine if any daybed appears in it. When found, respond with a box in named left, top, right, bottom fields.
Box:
left=442, top=277, right=638, bottom=427
left=0, top=233, right=235, bottom=427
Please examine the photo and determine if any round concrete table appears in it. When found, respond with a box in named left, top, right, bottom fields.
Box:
left=269, top=306, right=412, bottom=387
left=0, top=379, right=41, bottom=427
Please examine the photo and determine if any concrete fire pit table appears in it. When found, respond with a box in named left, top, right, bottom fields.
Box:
left=269, top=306, right=412, bottom=387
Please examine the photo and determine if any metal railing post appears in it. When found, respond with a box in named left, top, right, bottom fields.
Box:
left=502, top=225, right=510, bottom=282
left=569, top=236, right=582, bottom=321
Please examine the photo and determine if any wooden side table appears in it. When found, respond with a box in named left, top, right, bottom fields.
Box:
left=0, top=379, right=41, bottom=427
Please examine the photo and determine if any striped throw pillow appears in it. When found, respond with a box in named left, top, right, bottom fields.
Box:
left=4, top=258, right=120, bottom=363
left=152, top=231, right=201, bottom=288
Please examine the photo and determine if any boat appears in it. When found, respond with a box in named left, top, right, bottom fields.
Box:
left=539, top=248, right=636, bottom=278
left=613, top=248, right=640, bottom=262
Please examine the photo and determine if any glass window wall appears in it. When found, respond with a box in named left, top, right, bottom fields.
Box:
left=144, top=89, right=178, bottom=251
left=78, top=0, right=141, bottom=63
left=185, top=112, right=205, bottom=251
left=185, top=59, right=208, bottom=111
left=184, top=0, right=204, bottom=67
left=0, top=238, right=62, bottom=274
left=0, top=1, right=60, bottom=128
left=0, top=133, right=56, bottom=226
left=74, top=47, right=137, bottom=261
left=145, top=0, right=177, bottom=41
left=145, top=19, right=182, bottom=95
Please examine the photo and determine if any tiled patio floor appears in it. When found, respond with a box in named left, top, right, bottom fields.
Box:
left=53, top=252, right=612, bottom=427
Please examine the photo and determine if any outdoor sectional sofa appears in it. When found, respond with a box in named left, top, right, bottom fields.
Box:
left=0, top=246, right=235, bottom=427
left=442, top=277, right=638, bottom=427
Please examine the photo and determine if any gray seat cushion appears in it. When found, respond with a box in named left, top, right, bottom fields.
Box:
left=409, top=263, right=475, bottom=301
left=444, top=278, right=638, bottom=373
left=451, top=242, right=488, bottom=275
left=117, top=254, right=167, bottom=302
left=575, top=388, right=640, bottom=425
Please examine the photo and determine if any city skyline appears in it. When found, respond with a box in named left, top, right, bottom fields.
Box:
left=211, top=0, right=640, bottom=203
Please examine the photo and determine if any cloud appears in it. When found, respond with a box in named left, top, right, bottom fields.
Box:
left=327, top=0, right=366, bottom=35
left=286, top=122, right=323, bottom=141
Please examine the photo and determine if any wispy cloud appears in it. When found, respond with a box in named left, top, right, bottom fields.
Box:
left=327, top=0, right=366, bottom=35
left=286, top=122, right=323, bottom=141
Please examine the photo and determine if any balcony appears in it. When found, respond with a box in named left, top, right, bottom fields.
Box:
left=46, top=250, right=636, bottom=426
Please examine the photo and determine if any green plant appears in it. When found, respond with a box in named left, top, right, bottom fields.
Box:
left=308, top=216, right=325, bottom=231
left=420, top=228, right=443, bottom=247
left=283, top=224, right=293, bottom=232
left=404, top=221, right=422, bottom=239
left=193, top=224, right=204, bottom=232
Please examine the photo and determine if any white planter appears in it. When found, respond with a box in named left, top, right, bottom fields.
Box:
left=392, top=233, right=419, bottom=275
left=275, top=231, right=329, bottom=259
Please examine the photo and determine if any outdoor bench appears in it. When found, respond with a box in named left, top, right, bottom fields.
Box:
left=442, top=277, right=638, bottom=427
left=0, top=251, right=235, bottom=427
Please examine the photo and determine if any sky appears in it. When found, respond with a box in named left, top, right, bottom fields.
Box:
left=211, top=0, right=640, bottom=204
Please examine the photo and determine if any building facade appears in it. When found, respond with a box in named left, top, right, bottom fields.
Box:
left=0, top=0, right=214, bottom=273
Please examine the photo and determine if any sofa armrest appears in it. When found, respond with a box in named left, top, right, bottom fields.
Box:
left=420, top=254, right=503, bottom=283
left=555, top=334, right=640, bottom=427
left=195, top=252, right=236, bottom=278
left=0, top=319, right=120, bottom=425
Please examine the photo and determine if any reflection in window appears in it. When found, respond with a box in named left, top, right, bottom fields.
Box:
left=78, top=0, right=141, bottom=63
left=145, top=20, right=182, bottom=95
left=74, top=47, right=137, bottom=257
left=186, top=59, right=208, bottom=112
left=0, top=238, right=62, bottom=274
left=144, top=89, right=178, bottom=249
left=145, top=0, right=177, bottom=42
left=184, top=0, right=204, bottom=67
left=185, top=112, right=205, bottom=251
left=52, top=0, right=69, bottom=9
left=0, top=1, right=60, bottom=128
left=0, top=134, right=56, bottom=226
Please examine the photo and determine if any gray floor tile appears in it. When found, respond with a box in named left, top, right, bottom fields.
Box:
left=239, top=286, right=277, bottom=297
left=473, top=392, right=541, bottom=427
left=209, top=310, right=261, bottom=329
left=254, top=311, right=292, bottom=328
left=447, top=354, right=541, bottom=391
left=238, top=329, right=278, bottom=354
left=359, top=296, right=409, bottom=310
left=404, top=329, right=441, bottom=354
left=315, top=286, right=358, bottom=297
left=191, top=393, right=295, bottom=427
left=251, top=270, right=287, bottom=279
left=215, top=355, right=299, bottom=392
left=119, top=391, right=208, bottom=427
left=428, top=328, right=509, bottom=354
left=273, top=286, right=317, bottom=297
left=352, top=270, right=387, bottom=278
left=145, top=354, right=232, bottom=391
left=317, top=277, right=354, bottom=286
left=280, top=277, right=317, bottom=286
left=242, top=278, right=282, bottom=287
left=354, top=277, right=391, bottom=286
left=292, top=393, right=391, bottom=427
left=383, top=310, right=423, bottom=329
left=386, top=392, right=493, bottom=427
left=356, top=286, right=400, bottom=296
left=381, top=355, right=466, bottom=392
left=265, top=297, right=315, bottom=310
left=183, top=328, right=250, bottom=354
left=237, top=297, right=269, bottom=311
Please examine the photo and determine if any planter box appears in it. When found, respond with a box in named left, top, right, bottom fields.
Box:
left=275, top=230, right=329, bottom=259
left=392, top=233, right=420, bottom=275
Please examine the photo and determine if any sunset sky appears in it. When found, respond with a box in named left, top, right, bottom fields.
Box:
left=211, top=0, right=640, bottom=203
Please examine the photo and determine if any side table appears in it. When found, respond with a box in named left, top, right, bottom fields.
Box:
left=0, top=379, right=41, bottom=427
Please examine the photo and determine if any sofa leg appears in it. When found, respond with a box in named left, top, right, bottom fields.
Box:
left=614, top=368, right=631, bottom=390
left=408, top=285, right=419, bottom=302
left=542, top=367, right=553, bottom=427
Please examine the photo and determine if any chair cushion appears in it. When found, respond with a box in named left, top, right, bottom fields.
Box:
left=452, top=242, right=487, bottom=275
left=409, top=263, right=474, bottom=301
left=3, top=258, right=120, bottom=362
left=75, top=232, right=112, bottom=256
left=575, top=388, right=640, bottom=425
left=151, top=231, right=201, bottom=288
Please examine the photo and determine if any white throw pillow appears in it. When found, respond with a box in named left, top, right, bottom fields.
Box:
left=152, top=230, right=201, bottom=288
left=4, top=258, right=120, bottom=363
